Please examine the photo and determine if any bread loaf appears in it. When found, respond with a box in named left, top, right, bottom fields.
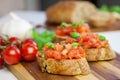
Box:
left=46, top=1, right=97, bottom=24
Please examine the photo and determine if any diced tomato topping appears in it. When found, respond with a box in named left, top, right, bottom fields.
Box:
left=53, top=51, right=61, bottom=60
left=77, top=24, right=90, bottom=33
left=55, top=43, right=63, bottom=51
left=41, top=43, right=85, bottom=60
left=45, top=49, right=54, bottom=58
left=79, top=33, right=108, bottom=49
left=56, top=23, right=90, bottom=36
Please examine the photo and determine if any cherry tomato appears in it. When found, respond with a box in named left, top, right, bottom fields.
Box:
left=9, top=37, right=20, bottom=43
left=3, top=45, right=21, bottom=65
left=0, top=54, right=4, bottom=69
left=22, top=38, right=37, bottom=46
left=21, top=43, right=38, bottom=61
left=0, top=36, right=6, bottom=46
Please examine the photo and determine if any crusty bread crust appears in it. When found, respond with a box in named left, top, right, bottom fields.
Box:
left=37, top=55, right=90, bottom=75
left=89, top=12, right=117, bottom=27
left=55, top=35, right=72, bottom=42
left=46, top=1, right=97, bottom=24
left=85, top=46, right=116, bottom=61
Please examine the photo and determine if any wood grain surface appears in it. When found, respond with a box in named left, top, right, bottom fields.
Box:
left=7, top=53, right=120, bottom=80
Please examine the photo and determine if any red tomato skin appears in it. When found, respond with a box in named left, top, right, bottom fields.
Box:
left=53, top=51, right=61, bottom=60
left=3, top=45, right=21, bottom=65
left=22, top=43, right=38, bottom=61
left=0, top=54, right=4, bottom=69
left=0, top=36, right=6, bottom=46
left=9, top=37, right=20, bottom=43
left=22, top=38, right=37, bottom=46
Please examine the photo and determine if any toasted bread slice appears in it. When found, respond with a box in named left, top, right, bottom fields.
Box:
left=55, top=35, right=68, bottom=42
left=85, top=46, right=116, bottom=61
left=37, top=54, right=90, bottom=75
left=55, top=35, right=116, bottom=61
left=55, top=35, right=77, bottom=43
left=89, top=12, right=117, bottom=27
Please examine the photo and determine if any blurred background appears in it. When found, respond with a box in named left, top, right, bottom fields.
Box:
left=0, top=0, right=120, bottom=17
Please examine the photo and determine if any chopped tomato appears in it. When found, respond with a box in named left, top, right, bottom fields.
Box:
left=56, top=27, right=72, bottom=36
left=68, top=48, right=83, bottom=59
left=77, top=24, right=90, bottom=33
left=55, top=43, right=63, bottom=51
left=65, top=44, right=72, bottom=51
left=45, top=49, right=54, bottom=58
left=79, top=33, right=108, bottom=49
left=41, top=43, right=85, bottom=60
left=53, top=51, right=61, bottom=60
left=56, top=23, right=90, bottom=36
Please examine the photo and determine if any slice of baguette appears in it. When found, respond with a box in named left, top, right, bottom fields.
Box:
left=55, top=35, right=116, bottom=61
left=36, top=54, right=90, bottom=75
left=89, top=12, right=117, bottom=27
left=55, top=35, right=77, bottom=42
left=85, top=46, right=116, bottom=61
left=55, top=35, right=69, bottom=42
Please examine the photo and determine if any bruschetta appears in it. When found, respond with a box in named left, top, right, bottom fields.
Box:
left=55, top=22, right=90, bottom=42
left=55, top=22, right=116, bottom=61
left=36, top=43, right=90, bottom=75
left=79, top=32, right=116, bottom=61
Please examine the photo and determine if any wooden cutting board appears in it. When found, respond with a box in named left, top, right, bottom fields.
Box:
left=7, top=21, right=120, bottom=80
left=7, top=53, right=120, bottom=80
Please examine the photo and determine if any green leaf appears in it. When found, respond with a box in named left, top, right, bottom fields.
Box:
left=99, top=35, right=106, bottom=41
left=60, top=22, right=68, bottom=27
left=70, top=32, right=80, bottom=38
left=78, top=21, right=84, bottom=26
left=71, top=42, right=78, bottom=47
left=32, top=29, right=40, bottom=38
left=39, top=30, right=55, bottom=42
left=45, top=42, right=55, bottom=49
left=33, top=37, right=47, bottom=50
left=71, top=23, right=78, bottom=28
left=99, top=5, right=109, bottom=11
left=109, top=6, right=120, bottom=13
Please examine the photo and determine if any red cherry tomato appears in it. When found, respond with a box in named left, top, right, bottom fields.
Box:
left=21, top=43, right=38, bottom=61
left=22, top=38, right=37, bottom=46
left=0, top=54, right=4, bottom=69
left=0, top=36, right=6, bottom=46
left=3, top=45, right=21, bottom=65
left=9, top=37, right=20, bottom=43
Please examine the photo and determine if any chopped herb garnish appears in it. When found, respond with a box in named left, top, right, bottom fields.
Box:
left=45, top=42, right=55, bottom=49
left=70, top=32, right=80, bottom=38
left=78, top=21, right=84, bottom=26
left=60, top=22, right=68, bottom=27
left=72, top=42, right=78, bottom=47
left=99, top=35, right=106, bottom=41
left=71, top=23, right=77, bottom=28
